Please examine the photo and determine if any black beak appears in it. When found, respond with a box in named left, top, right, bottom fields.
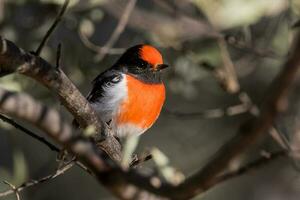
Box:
left=155, top=64, right=169, bottom=71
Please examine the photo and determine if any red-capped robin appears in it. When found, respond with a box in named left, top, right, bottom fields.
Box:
left=86, top=44, right=168, bottom=138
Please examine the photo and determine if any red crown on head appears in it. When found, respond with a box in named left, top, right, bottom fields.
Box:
left=139, top=45, right=163, bottom=68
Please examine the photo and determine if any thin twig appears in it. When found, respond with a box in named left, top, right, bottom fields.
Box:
left=173, top=32, right=300, bottom=199
left=1, top=30, right=299, bottom=198
left=163, top=92, right=256, bottom=119
left=239, top=92, right=292, bottom=151
left=163, top=103, right=251, bottom=119
left=78, top=30, right=125, bottom=55
left=102, top=0, right=220, bottom=45
left=35, top=0, right=70, bottom=55
left=0, top=114, right=92, bottom=176
left=216, top=37, right=240, bottom=93
left=0, top=36, right=122, bottom=161
left=130, top=152, right=153, bottom=168
left=224, top=35, right=280, bottom=59
left=212, top=151, right=286, bottom=185
left=56, top=43, right=62, bottom=69
left=201, top=56, right=289, bottom=151
left=3, top=181, right=20, bottom=200
left=0, top=88, right=162, bottom=199
left=269, top=126, right=291, bottom=150
left=95, top=0, right=137, bottom=61
left=0, top=162, right=74, bottom=198
left=0, top=113, right=59, bottom=152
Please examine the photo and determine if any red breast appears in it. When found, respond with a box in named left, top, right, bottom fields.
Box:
left=116, top=74, right=165, bottom=132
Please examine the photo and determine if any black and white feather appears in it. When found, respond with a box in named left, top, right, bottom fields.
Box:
left=87, top=70, right=127, bottom=124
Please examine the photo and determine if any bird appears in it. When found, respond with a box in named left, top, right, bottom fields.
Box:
left=86, top=44, right=168, bottom=138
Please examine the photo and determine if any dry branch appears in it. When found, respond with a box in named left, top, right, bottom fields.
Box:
left=0, top=87, right=166, bottom=200
left=95, top=0, right=137, bottom=61
left=0, top=86, right=288, bottom=200
left=35, top=0, right=70, bottom=55
left=0, top=28, right=299, bottom=199
left=0, top=36, right=121, bottom=161
left=101, top=0, right=220, bottom=46
left=0, top=162, right=74, bottom=198
left=163, top=101, right=251, bottom=119
left=172, top=31, right=300, bottom=199
left=0, top=114, right=59, bottom=151
left=212, top=150, right=286, bottom=185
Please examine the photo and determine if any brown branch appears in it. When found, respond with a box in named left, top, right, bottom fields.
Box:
left=0, top=84, right=290, bottom=200
left=0, top=87, right=169, bottom=200
left=0, top=36, right=121, bottom=161
left=0, top=113, right=91, bottom=175
left=1, top=29, right=299, bottom=199
left=171, top=31, right=300, bottom=199
left=211, top=150, right=286, bottom=186
left=78, top=30, right=125, bottom=55
left=101, top=0, right=220, bottom=46
left=201, top=57, right=291, bottom=151
left=95, top=0, right=137, bottom=62
left=0, top=50, right=294, bottom=200
left=237, top=93, right=290, bottom=151
left=163, top=91, right=257, bottom=120
left=224, top=35, right=280, bottom=59
left=0, top=113, right=60, bottom=151
left=163, top=102, right=251, bottom=119
left=0, top=36, right=170, bottom=199
left=0, top=162, right=74, bottom=198
left=35, top=0, right=70, bottom=55
left=130, top=152, right=152, bottom=168
left=56, top=43, right=62, bottom=69
left=2, top=181, right=20, bottom=200
left=216, top=38, right=240, bottom=93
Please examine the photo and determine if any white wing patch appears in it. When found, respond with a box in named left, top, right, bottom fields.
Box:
left=90, top=74, right=127, bottom=123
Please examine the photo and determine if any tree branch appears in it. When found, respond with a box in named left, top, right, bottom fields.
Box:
left=1, top=29, right=299, bottom=199
left=0, top=87, right=169, bottom=200
left=212, top=150, right=286, bottom=185
left=171, top=31, right=300, bottom=199
left=0, top=162, right=74, bottom=198
left=0, top=113, right=59, bottom=151
left=2, top=181, right=20, bottom=200
left=0, top=113, right=92, bottom=175
left=95, top=0, right=137, bottom=62
left=163, top=101, right=251, bottom=119
left=35, top=0, right=70, bottom=55
left=0, top=36, right=121, bottom=161
left=101, top=0, right=220, bottom=46
left=78, top=30, right=125, bottom=55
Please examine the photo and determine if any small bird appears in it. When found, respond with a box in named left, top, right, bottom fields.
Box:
left=86, top=44, right=168, bottom=138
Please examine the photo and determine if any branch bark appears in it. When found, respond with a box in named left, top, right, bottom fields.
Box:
left=0, top=29, right=299, bottom=199
left=0, top=87, right=167, bottom=200
left=171, top=30, right=300, bottom=199
left=101, top=0, right=220, bottom=46
left=0, top=36, right=121, bottom=161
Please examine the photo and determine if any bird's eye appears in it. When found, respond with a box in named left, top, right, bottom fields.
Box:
left=136, top=62, right=150, bottom=71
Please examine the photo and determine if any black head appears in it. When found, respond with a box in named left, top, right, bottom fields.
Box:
left=113, top=44, right=168, bottom=83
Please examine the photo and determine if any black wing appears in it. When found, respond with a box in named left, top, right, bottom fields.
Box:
left=87, top=69, right=122, bottom=103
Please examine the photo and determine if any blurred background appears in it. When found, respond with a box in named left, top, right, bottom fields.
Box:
left=0, top=0, right=300, bottom=199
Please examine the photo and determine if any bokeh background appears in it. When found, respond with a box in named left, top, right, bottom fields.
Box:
left=1, top=0, right=300, bottom=199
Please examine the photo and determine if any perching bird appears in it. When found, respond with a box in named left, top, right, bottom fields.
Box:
left=86, top=44, right=168, bottom=138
